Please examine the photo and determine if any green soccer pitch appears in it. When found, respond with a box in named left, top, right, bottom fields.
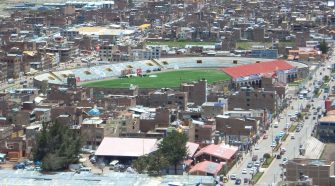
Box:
left=81, top=69, right=231, bottom=88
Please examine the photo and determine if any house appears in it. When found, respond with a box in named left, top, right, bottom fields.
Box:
left=189, top=160, right=225, bottom=177
left=194, top=143, right=238, bottom=164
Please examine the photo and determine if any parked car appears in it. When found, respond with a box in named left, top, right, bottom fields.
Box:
left=235, top=178, right=241, bottom=185
left=230, top=174, right=237, bottom=180
left=252, top=155, right=258, bottom=161
left=247, top=162, right=253, bottom=168
left=254, top=161, right=260, bottom=167
left=13, top=163, right=25, bottom=170
left=242, top=169, right=247, bottom=174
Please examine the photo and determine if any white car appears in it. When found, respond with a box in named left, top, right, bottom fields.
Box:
left=254, top=161, right=260, bottom=167
left=255, top=146, right=260, bottom=150
left=230, top=173, right=237, bottom=180
left=242, top=169, right=247, bottom=174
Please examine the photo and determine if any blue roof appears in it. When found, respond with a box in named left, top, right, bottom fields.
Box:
left=88, top=108, right=100, bottom=116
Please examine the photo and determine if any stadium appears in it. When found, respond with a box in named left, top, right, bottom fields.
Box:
left=33, top=57, right=309, bottom=89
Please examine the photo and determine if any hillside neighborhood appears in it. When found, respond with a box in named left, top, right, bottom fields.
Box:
left=0, top=0, right=335, bottom=186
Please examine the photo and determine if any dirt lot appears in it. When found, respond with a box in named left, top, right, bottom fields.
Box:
left=320, top=143, right=335, bottom=161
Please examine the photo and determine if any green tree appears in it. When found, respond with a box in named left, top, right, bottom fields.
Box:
left=158, top=131, right=188, bottom=174
left=33, top=122, right=83, bottom=171
left=320, top=40, right=328, bottom=54
left=147, top=151, right=169, bottom=176
left=263, top=153, right=271, bottom=160
left=132, top=155, right=149, bottom=174
left=324, top=75, right=330, bottom=82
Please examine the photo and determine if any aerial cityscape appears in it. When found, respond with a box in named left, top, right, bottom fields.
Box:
left=0, top=0, right=335, bottom=185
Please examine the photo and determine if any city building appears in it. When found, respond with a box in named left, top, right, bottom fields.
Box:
left=284, top=159, right=335, bottom=186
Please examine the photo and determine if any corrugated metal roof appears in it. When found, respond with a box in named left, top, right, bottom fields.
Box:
left=222, top=60, right=294, bottom=79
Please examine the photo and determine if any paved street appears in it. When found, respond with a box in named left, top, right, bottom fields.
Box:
left=226, top=51, right=335, bottom=185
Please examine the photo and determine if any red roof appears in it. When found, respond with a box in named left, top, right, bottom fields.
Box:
left=222, top=60, right=294, bottom=79
left=189, top=161, right=224, bottom=175
left=194, top=143, right=238, bottom=160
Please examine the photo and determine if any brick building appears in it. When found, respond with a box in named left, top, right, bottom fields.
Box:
left=228, top=87, right=278, bottom=113
left=284, top=159, right=335, bottom=186
left=180, top=79, right=207, bottom=106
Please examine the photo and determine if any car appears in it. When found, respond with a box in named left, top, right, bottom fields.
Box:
left=276, top=154, right=282, bottom=159
left=247, top=162, right=253, bottom=168
left=273, top=123, right=279, bottom=128
left=291, top=135, right=295, bottom=139
left=250, top=167, right=257, bottom=174
left=252, top=155, right=258, bottom=161
left=244, top=178, right=249, bottom=184
left=279, top=131, right=285, bottom=137
left=263, top=134, right=268, bottom=139
left=284, top=124, right=290, bottom=130
left=271, top=142, right=276, bottom=148
left=254, top=161, right=260, bottom=167
left=242, top=169, right=247, bottom=174
left=230, top=174, right=237, bottom=180
left=255, top=146, right=260, bottom=150
left=235, top=178, right=241, bottom=185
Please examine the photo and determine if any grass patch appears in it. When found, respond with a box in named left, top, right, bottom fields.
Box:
left=281, top=133, right=289, bottom=141
left=273, top=143, right=282, bottom=152
left=262, top=156, right=275, bottom=168
left=82, top=69, right=230, bottom=88
left=252, top=172, right=264, bottom=184
left=288, top=124, right=298, bottom=132
left=146, top=40, right=216, bottom=48
left=288, top=79, right=304, bottom=87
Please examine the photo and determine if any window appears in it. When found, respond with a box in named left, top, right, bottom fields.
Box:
left=247, top=104, right=250, bottom=107
left=246, top=98, right=250, bottom=102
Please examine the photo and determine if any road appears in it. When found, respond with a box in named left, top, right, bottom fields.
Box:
left=226, top=51, right=335, bottom=185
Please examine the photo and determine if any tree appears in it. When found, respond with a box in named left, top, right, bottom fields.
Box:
left=158, top=131, right=188, bottom=174
left=263, top=153, right=271, bottom=160
left=33, top=122, right=83, bottom=171
left=132, top=155, right=149, bottom=174
left=320, top=40, right=328, bottom=54
left=324, top=75, right=330, bottom=82
left=147, top=151, right=169, bottom=176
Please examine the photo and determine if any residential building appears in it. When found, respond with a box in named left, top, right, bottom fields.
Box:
left=228, top=87, right=278, bottom=114
left=180, top=79, right=207, bottom=106
left=284, top=159, right=335, bottom=186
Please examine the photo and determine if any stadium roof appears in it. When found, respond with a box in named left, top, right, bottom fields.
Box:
left=222, top=60, right=294, bottom=79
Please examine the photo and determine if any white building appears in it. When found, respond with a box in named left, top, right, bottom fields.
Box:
left=131, top=46, right=161, bottom=61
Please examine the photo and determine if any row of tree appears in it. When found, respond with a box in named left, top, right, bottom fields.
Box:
left=132, top=131, right=188, bottom=175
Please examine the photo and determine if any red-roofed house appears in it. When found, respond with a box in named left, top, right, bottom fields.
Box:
left=194, top=143, right=238, bottom=164
left=189, top=160, right=225, bottom=177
